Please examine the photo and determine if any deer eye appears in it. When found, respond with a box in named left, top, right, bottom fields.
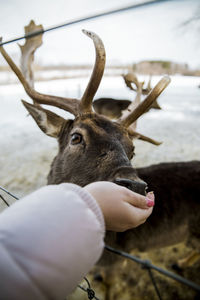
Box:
left=71, top=133, right=82, bottom=145
left=130, top=147, right=135, bottom=160
left=130, top=152, right=135, bottom=160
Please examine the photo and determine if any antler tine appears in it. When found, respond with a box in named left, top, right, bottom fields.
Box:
left=128, top=128, right=162, bottom=146
left=123, top=72, right=153, bottom=96
left=19, top=20, right=43, bottom=88
left=122, top=72, right=139, bottom=91
left=0, top=40, right=79, bottom=116
left=147, top=75, right=152, bottom=91
left=80, top=30, right=106, bottom=113
left=118, top=76, right=171, bottom=128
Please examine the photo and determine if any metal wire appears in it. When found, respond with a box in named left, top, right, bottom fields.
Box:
left=0, top=0, right=173, bottom=47
left=0, top=194, right=10, bottom=207
left=105, top=245, right=200, bottom=293
left=78, top=277, right=100, bottom=300
left=0, top=186, right=19, bottom=200
left=144, top=264, right=162, bottom=300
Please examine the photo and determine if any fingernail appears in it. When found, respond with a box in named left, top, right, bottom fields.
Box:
left=146, top=191, right=155, bottom=207
left=146, top=199, right=155, bottom=207
left=146, top=191, right=154, bottom=201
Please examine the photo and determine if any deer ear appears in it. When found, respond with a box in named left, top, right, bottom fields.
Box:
left=93, top=98, right=131, bottom=119
left=22, top=100, right=66, bottom=138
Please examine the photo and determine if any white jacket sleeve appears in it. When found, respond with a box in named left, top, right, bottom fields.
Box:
left=0, top=183, right=105, bottom=300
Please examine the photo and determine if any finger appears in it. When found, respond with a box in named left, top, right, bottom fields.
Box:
left=138, top=206, right=154, bottom=221
left=124, top=188, right=155, bottom=209
left=129, top=206, right=154, bottom=228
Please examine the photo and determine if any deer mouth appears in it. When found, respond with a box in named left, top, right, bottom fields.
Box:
left=111, top=166, right=148, bottom=195
left=114, top=178, right=147, bottom=195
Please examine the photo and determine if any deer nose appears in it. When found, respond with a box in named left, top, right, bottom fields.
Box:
left=114, top=178, right=147, bottom=195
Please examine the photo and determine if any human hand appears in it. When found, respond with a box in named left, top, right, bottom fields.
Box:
left=84, top=181, right=154, bottom=232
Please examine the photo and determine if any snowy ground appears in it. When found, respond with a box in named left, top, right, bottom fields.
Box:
left=0, top=73, right=200, bottom=206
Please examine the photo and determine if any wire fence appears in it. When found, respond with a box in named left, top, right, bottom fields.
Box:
left=1, top=185, right=200, bottom=300
left=0, top=0, right=173, bottom=47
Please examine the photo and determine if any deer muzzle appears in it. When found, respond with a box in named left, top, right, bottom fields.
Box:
left=114, top=178, right=147, bottom=195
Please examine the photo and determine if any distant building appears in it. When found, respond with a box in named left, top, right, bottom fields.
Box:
left=132, top=60, right=190, bottom=75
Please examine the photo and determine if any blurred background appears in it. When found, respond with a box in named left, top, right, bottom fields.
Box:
left=0, top=0, right=200, bottom=67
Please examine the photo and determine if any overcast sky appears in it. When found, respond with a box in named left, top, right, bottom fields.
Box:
left=0, top=0, right=200, bottom=68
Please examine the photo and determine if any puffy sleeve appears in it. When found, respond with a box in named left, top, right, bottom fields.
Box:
left=0, top=183, right=105, bottom=300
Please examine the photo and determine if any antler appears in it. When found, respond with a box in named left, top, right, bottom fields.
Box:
left=19, top=20, right=43, bottom=88
left=0, top=37, right=80, bottom=115
left=0, top=29, right=106, bottom=116
left=80, top=30, right=106, bottom=113
left=122, top=72, right=161, bottom=109
left=122, top=72, right=140, bottom=91
left=121, top=72, right=144, bottom=130
left=122, top=72, right=151, bottom=95
left=145, top=75, right=161, bottom=109
left=127, top=128, right=162, bottom=146
left=118, top=76, right=171, bottom=128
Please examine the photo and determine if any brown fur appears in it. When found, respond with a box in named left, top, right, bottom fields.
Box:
left=93, top=98, right=131, bottom=119
left=93, top=96, right=161, bottom=120
left=47, top=112, right=145, bottom=192
left=104, top=161, right=200, bottom=254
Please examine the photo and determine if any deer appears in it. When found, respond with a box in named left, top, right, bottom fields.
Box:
left=93, top=72, right=161, bottom=123
left=1, top=24, right=200, bottom=274
left=0, top=26, right=167, bottom=191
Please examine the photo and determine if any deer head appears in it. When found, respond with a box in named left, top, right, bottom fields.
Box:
left=0, top=29, right=170, bottom=195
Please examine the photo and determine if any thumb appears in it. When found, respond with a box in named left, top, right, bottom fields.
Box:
left=125, top=190, right=155, bottom=208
